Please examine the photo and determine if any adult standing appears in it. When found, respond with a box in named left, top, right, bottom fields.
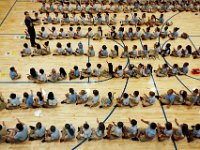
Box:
left=24, top=11, right=37, bottom=47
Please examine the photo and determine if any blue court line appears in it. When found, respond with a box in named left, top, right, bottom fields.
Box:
left=0, top=0, right=17, bottom=27
left=71, top=139, right=87, bottom=150
left=150, top=74, right=178, bottom=150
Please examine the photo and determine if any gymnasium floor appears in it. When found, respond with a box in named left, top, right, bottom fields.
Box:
left=0, top=0, right=199, bottom=150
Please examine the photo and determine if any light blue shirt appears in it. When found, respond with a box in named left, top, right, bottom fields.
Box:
left=92, top=95, right=100, bottom=104
left=69, top=92, right=77, bottom=103
left=35, top=126, right=46, bottom=138
left=14, top=125, right=28, bottom=141
left=146, top=124, right=156, bottom=138
left=9, top=71, right=17, bottom=79
left=51, top=128, right=60, bottom=140
left=26, top=94, right=34, bottom=107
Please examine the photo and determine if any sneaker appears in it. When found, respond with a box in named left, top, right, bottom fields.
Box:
left=99, top=105, right=103, bottom=108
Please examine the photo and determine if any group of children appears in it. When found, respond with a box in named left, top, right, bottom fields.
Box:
left=21, top=41, right=200, bottom=59
left=9, top=61, right=190, bottom=82
left=35, top=10, right=167, bottom=27
left=0, top=118, right=199, bottom=144
left=38, top=0, right=200, bottom=15
left=25, top=25, right=185, bottom=41
left=1, top=87, right=199, bottom=111
left=0, top=89, right=57, bottom=110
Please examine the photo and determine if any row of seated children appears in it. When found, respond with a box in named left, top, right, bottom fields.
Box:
left=60, top=88, right=200, bottom=108
left=42, top=12, right=118, bottom=26
left=106, top=26, right=186, bottom=40
left=0, top=118, right=199, bottom=143
left=40, top=11, right=167, bottom=27
left=0, top=90, right=57, bottom=110
left=30, top=26, right=183, bottom=41
left=38, top=0, right=200, bottom=14
left=9, top=61, right=189, bottom=82
left=0, top=87, right=199, bottom=111
left=154, top=62, right=190, bottom=77
left=170, top=45, right=200, bottom=59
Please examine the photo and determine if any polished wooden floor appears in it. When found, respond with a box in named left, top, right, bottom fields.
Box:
left=0, top=0, right=199, bottom=150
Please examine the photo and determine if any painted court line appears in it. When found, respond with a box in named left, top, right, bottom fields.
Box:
left=0, top=0, right=17, bottom=27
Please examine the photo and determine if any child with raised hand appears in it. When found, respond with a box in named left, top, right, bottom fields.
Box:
left=29, top=122, right=46, bottom=141
left=69, top=66, right=80, bottom=80
left=21, top=43, right=31, bottom=57
left=137, top=119, right=157, bottom=142
left=157, top=122, right=173, bottom=141
left=141, top=91, right=156, bottom=107
left=76, top=90, right=88, bottom=105
left=6, top=93, right=20, bottom=110
left=104, top=121, right=124, bottom=140
left=5, top=118, right=28, bottom=143
left=99, top=92, right=115, bottom=108
left=9, top=67, right=21, bottom=80
left=61, top=88, right=77, bottom=104
left=91, top=119, right=105, bottom=140
left=42, top=125, right=60, bottom=143
left=60, top=123, right=75, bottom=142
left=84, top=90, right=100, bottom=108
left=172, top=118, right=190, bottom=142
